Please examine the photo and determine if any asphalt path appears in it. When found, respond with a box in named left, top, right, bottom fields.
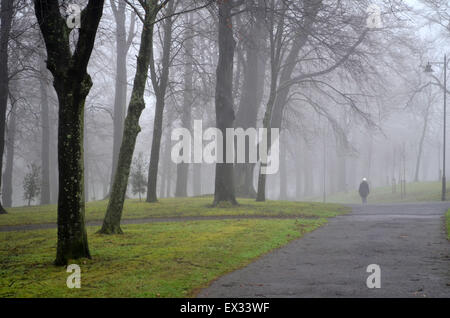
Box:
left=198, top=202, right=450, bottom=297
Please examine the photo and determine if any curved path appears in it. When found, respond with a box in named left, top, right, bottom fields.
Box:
left=198, top=202, right=450, bottom=297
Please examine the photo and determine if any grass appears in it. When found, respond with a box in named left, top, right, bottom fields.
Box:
left=0, top=218, right=328, bottom=297
left=314, top=181, right=450, bottom=204
left=0, top=196, right=349, bottom=227
left=446, top=209, right=450, bottom=240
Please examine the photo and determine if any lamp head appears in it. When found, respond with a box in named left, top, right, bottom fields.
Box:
left=424, top=62, right=434, bottom=73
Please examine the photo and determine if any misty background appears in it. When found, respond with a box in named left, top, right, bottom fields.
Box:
left=3, top=0, right=450, bottom=207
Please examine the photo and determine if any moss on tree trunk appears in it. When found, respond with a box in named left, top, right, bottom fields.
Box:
left=34, top=0, right=104, bottom=265
left=99, top=2, right=159, bottom=234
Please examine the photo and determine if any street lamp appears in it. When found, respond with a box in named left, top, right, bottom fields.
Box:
left=424, top=55, right=447, bottom=201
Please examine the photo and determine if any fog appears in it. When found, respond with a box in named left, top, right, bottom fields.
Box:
left=3, top=0, right=450, bottom=207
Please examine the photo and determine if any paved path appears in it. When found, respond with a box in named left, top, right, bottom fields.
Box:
left=198, top=202, right=450, bottom=297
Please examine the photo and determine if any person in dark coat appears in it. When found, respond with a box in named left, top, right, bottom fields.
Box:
left=359, top=178, right=370, bottom=204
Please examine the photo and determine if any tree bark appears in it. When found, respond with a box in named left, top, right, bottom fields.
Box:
left=99, top=1, right=160, bottom=234
left=146, top=1, right=175, bottom=203
left=0, top=0, right=13, bottom=214
left=213, top=0, right=238, bottom=206
left=34, top=0, right=105, bottom=265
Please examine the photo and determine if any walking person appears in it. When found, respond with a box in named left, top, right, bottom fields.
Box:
left=359, top=178, right=370, bottom=204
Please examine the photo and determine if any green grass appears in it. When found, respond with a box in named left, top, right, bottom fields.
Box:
left=0, top=218, right=327, bottom=297
left=446, top=209, right=450, bottom=240
left=314, top=181, right=450, bottom=204
left=0, top=197, right=348, bottom=227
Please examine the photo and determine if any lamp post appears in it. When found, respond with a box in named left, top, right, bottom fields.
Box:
left=425, top=54, right=447, bottom=201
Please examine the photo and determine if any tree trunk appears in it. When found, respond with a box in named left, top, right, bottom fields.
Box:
left=159, top=135, right=167, bottom=198
left=40, top=56, right=51, bottom=205
left=279, top=136, right=287, bottom=200
left=53, top=75, right=92, bottom=265
left=303, top=149, right=313, bottom=197
left=109, top=1, right=134, bottom=195
left=166, top=160, right=172, bottom=197
left=175, top=12, right=194, bottom=198
left=3, top=97, right=15, bottom=208
left=160, top=110, right=175, bottom=198
left=99, top=2, right=159, bottom=234
left=256, top=91, right=275, bottom=202
left=295, top=142, right=302, bottom=200
left=146, top=1, right=175, bottom=203
left=84, top=118, right=90, bottom=203
left=213, top=0, right=238, bottom=206
left=234, top=0, right=266, bottom=198
left=50, top=117, right=58, bottom=204
left=414, top=104, right=431, bottom=182
left=193, top=163, right=202, bottom=196
left=0, top=0, right=13, bottom=214
left=34, top=0, right=105, bottom=264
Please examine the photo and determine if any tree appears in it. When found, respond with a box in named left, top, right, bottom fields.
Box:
left=212, top=0, right=239, bottom=206
left=234, top=0, right=267, bottom=198
left=99, top=0, right=169, bottom=234
left=39, top=54, right=51, bottom=205
left=146, top=0, right=176, bottom=202
left=3, top=85, right=16, bottom=208
left=0, top=0, right=14, bottom=214
left=175, top=11, right=194, bottom=198
left=130, top=152, right=147, bottom=201
left=34, top=0, right=105, bottom=265
left=108, top=0, right=136, bottom=195
left=23, top=163, right=41, bottom=206
left=256, top=0, right=287, bottom=201
left=256, top=0, right=375, bottom=201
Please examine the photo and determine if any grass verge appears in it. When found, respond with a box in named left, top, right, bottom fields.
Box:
left=0, top=218, right=326, bottom=297
left=0, top=197, right=348, bottom=227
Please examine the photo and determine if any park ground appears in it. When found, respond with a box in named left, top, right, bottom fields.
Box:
left=1, top=183, right=448, bottom=298
left=0, top=197, right=348, bottom=297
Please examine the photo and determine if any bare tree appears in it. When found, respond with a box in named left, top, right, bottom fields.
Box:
left=146, top=0, right=176, bottom=203
left=34, top=0, right=105, bottom=265
left=99, top=0, right=171, bottom=234
left=212, top=0, right=240, bottom=206
left=108, top=0, right=136, bottom=195
left=0, top=0, right=14, bottom=214
left=175, top=11, right=194, bottom=198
